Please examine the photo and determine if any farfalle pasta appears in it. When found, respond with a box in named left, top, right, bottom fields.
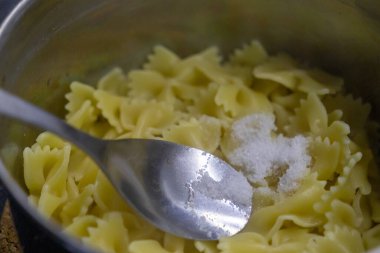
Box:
left=23, top=41, right=380, bottom=253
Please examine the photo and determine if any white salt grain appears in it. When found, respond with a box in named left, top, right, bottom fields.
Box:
left=227, top=113, right=311, bottom=194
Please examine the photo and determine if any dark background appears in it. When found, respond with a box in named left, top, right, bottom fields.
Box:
left=0, top=0, right=19, bottom=23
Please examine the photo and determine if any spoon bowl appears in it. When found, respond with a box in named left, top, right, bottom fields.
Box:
left=0, top=89, right=253, bottom=240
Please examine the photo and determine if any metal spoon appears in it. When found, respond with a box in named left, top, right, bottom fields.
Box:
left=0, top=89, right=253, bottom=240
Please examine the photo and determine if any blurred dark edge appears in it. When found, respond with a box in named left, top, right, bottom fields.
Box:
left=0, top=0, right=20, bottom=213
left=0, top=1, right=70, bottom=253
left=10, top=197, right=71, bottom=253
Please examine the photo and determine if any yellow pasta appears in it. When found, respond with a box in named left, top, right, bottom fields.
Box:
left=163, top=116, right=221, bottom=153
left=83, top=212, right=130, bottom=253
left=98, top=67, right=129, bottom=96
left=23, top=41, right=380, bottom=253
left=229, top=40, right=268, bottom=67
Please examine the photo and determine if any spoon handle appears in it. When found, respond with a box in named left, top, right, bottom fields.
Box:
left=0, top=89, right=104, bottom=164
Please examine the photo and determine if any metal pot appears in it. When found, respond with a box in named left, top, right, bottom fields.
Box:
left=0, top=0, right=380, bottom=252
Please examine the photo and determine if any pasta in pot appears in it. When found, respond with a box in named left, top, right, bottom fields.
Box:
left=23, top=41, right=380, bottom=253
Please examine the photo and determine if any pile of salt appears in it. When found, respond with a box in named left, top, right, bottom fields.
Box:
left=226, top=113, right=311, bottom=194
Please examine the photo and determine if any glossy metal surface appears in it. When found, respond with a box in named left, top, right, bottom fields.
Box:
left=0, top=89, right=253, bottom=240
left=0, top=0, right=380, bottom=253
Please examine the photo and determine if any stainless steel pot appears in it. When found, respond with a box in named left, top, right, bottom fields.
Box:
left=0, top=1, right=380, bottom=252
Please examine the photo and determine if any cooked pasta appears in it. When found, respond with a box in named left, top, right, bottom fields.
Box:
left=23, top=41, right=380, bottom=253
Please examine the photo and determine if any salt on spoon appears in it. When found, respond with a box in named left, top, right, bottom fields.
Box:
left=0, top=89, right=253, bottom=240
